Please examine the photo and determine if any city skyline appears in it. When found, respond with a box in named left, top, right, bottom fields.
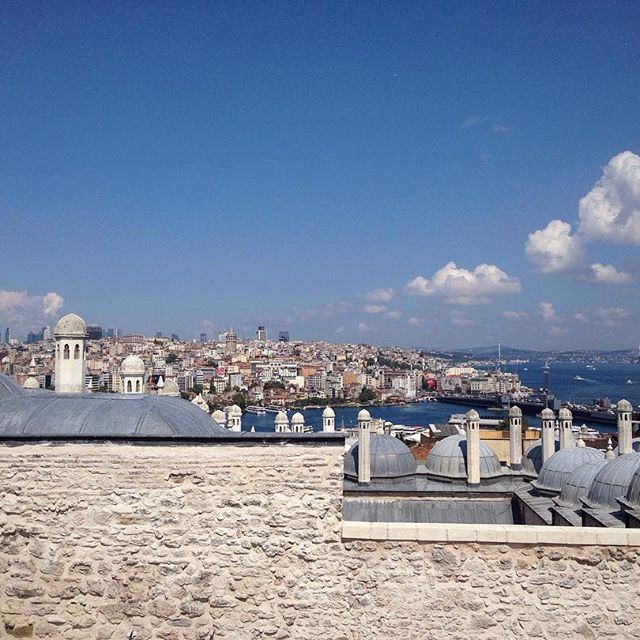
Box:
left=1, top=3, right=640, bottom=349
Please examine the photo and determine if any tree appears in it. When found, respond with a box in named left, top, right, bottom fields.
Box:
left=358, top=386, right=376, bottom=404
left=166, top=353, right=178, bottom=364
left=191, top=384, right=204, bottom=395
left=231, top=391, right=247, bottom=410
left=264, top=380, right=285, bottom=390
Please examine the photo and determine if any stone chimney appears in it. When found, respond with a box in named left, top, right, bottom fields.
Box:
left=357, top=409, right=371, bottom=484
left=541, top=408, right=556, bottom=464
left=466, top=409, right=480, bottom=486
left=508, top=405, right=523, bottom=470
left=617, top=399, right=633, bottom=456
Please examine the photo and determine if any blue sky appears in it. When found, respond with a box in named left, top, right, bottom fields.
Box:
left=1, top=1, right=640, bottom=349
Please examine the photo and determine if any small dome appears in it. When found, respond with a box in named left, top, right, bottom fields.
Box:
left=425, top=434, right=502, bottom=480
left=532, top=446, right=603, bottom=494
left=586, top=453, right=640, bottom=509
left=509, top=405, right=522, bottom=417
left=523, top=438, right=560, bottom=474
left=358, top=409, right=371, bottom=421
left=161, top=378, right=180, bottom=397
left=291, top=411, right=304, bottom=424
left=212, top=409, right=226, bottom=424
left=322, top=406, right=335, bottom=418
left=540, top=408, right=555, bottom=420
left=556, top=459, right=610, bottom=507
left=275, top=411, right=289, bottom=424
left=618, top=399, right=633, bottom=412
left=466, top=409, right=480, bottom=420
left=22, top=376, right=40, bottom=389
left=344, top=434, right=417, bottom=479
left=229, top=404, right=242, bottom=417
left=54, top=313, right=87, bottom=337
left=121, top=355, right=145, bottom=375
left=558, top=407, right=573, bottom=420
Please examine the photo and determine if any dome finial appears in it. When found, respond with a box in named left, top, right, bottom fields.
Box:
left=576, top=428, right=586, bottom=448
left=605, top=437, right=615, bottom=460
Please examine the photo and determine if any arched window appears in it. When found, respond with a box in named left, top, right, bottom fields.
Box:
left=74, top=344, right=80, bottom=359
left=63, top=344, right=70, bottom=360
left=135, top=380, right=141, bottom=392
left=127, top=380, right=132, bottom=392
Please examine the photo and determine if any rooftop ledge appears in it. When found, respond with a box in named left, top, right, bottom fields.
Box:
left=342, top=520, right=640, bottom=546
left=0, top=432, right=347, bottom=446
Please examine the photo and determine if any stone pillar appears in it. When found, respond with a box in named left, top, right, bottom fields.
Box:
left=466, top=409, right=480, bottom=486
left=509, top=405, right=523, bottom=470
left=617, top=399, right=633, bottom=455
left=558, top=407, right=573, bottom=450
left=357, top=409, right=371, bottom=484
left=541, top=408, right=556, bottom=464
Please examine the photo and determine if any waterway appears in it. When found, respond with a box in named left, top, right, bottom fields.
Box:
left=242, top=361, right=639, bottom=434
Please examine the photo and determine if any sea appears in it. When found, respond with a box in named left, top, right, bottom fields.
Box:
left=242, top=361, right=640, bottom=434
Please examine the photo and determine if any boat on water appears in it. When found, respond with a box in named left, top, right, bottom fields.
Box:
left=574, top=375, right=587, bottom=381
left=627, top=380, right=634, bottom=385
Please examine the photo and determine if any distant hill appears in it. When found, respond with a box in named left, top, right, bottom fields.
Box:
left=450, top=345, right=542, bottom=359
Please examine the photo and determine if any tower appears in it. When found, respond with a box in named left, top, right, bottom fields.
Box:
left=228, top=404, right=242, bottom=432
left=291, top=412, right=305, bottom=433
left=322, top=406, right=335, bottom=432
left=617, top=399, right=633, bottom=455
left=508, top=405, right=523, bottom=470
left=541, top=408, right=556, bottom=464
left=120, top=355, right=146, bottom=394
left=357, top=409, right=371, bottom=484
left=274, top=411, right=289, bottom=433
left=465, top=409, right=480, bottom=486
left=226, top=328, right=237, bottom=356
left=558, top=407, right=573, bottom=450
left=54, top=313, right=88, bottom=393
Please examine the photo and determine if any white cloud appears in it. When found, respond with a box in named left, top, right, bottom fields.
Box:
left=451, top=316, right=475, bottom=327
left=573, top=313, right=589, bottom=324
left=492, top=123, right=509, bottom=133
left=579, top=151, right=640, bottom=244
left=357, top=322, right=371, bottom=332
left=539, top=301, right=558, bottom=323
left=385, top=310, right=402, bottom=319
left=503, top=310, right=528, bottom=320
left=525, top=220, right=585, bottom=273
left=363, top=304, right=387, bottom=315
left=593, top=307, right=631, bottom=327
left=334, top=325, right=345, bottom=334
left=405, top=262, right=521, bottom=305
left=0, top=289, right=65, bottom=330
left=407, top=317, right=421, bottom=326
left=590, top=262, right=632, bottom=284
left=362, top=287, right=394, bottom=303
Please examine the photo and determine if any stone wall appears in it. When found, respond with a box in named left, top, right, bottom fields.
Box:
left=0, top=442, right=639, bottom=639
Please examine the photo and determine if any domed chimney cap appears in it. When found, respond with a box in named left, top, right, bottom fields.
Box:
left=618, top=399, right=633, bottom=412
left=54, top=313, right=87, bottom=338
left=358, top=409, right=371, bottom=421
left=509, top=405, right=522, bottom=417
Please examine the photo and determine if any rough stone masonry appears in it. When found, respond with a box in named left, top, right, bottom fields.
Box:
left=0, top=442, right=639, bottom=639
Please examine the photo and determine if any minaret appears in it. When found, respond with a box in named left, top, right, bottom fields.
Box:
left=465, top=409, right=480, bottom=486
left=558, top=407, right=573, bottom=450
left=508, top=405, right=523, bottom=470
left=54, top=313, right=88, bottom=393
left=322, top=406, right=335, bottom=432
left=357, top=409, right=371, bottom=484
left=617, top=399, right=633, bottom=455
left=541, top=408, right=556, bottom=463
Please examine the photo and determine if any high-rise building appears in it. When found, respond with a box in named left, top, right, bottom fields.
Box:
left=171, top=333, right=179, bottom=342
left=87, top=325, right=103, bottom=340
left=155, top=332, right=162, bottom=338
left=4, top=328, right=9, bottom=344
left=256, top=326, right=267, bottom=341
left=106, top=328, right=115, bottom=339
left=199, top=333, right=207, bottom=344
left=278, top=331, right=290, bottom=343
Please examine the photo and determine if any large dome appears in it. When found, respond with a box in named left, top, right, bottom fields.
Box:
left=585, top=453, right=640, bottom=509
left=54, top=313, right=87, bottom=338
left=344, top=434, right=417, bottom=479
left=0, top=374, right=226, bottom=438
left=624, top=463, right=640, bottom=506
left=556, top=459, right=610, bottom=508
left=425, top=434, right=502, bottom=480
left=121, top=355, right=145, bottom=375
left=532, top=446, right=603, bottom=494
left=613, top=437, right=640, bottom=455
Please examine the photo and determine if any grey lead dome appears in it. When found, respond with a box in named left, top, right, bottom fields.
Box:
left=585, top=453, right=640, bottom=509
left=556, top=459, right=610, bottom=508
left=344, top=434, right=417, bottom=479
left=532, top=446, right=603, bottom=494
left=425, top=434, right=502, bottom=480
left=0, top=374, right=225, bottom=438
